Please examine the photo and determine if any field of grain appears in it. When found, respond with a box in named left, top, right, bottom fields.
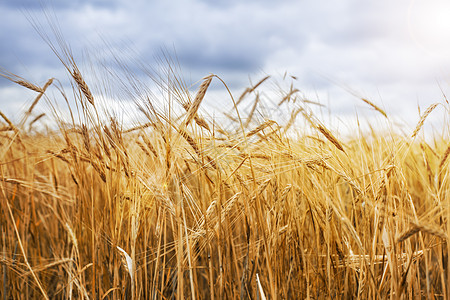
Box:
left=1, top=49, right=450, bottom=299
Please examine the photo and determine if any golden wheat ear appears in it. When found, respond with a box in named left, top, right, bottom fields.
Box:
left=316, top=124, right=346, bottom=153
left=411, top=103, right=439, bottom=138
left=71, top=68, right=95, bottom=106
left=184, top=74, right=213, bottom=127
left=0, top=68, right=44, bottom=93
left=360, top=98, right=387, bottom=118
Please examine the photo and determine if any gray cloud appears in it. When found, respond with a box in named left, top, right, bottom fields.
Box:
left=1, top=0, right=450, bottom=129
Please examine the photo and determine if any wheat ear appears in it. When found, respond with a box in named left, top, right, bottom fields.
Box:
left=316, top=124, right=346, bottom=153
left=360, top=98, right=387, bottom=118
left=412, top=103, right=439, bottom=138
left=185, top=75, right=213, bottom=126
left=72, top=68, right=94, bottom=106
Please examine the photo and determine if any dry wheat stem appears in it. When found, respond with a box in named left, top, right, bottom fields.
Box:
left=123, top=122, right=154, bottom=133
left=28, top=113, right=46, bottom=130
left=26, top=78, right=54, bottom=116
left=243, top=94, right=260, bottom=128
left=3, top=193, right=49, bottom=299
left=278, top=87, right=299, bottom=106
left=236, top=75, right=270, bottom=106
left=0, top=111, right=15, bottom=129
left=248, top=75, right=270, bottom=94
left=284, top=108, right=303, bottom=133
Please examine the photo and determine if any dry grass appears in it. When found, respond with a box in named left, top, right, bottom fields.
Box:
left=1, top=52, right=450, bottom=300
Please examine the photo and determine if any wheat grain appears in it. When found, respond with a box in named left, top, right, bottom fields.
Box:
left=243, top=93, right=260, bottom=128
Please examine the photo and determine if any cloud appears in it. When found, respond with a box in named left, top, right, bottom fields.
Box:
left=0, top=0, right=117, bottom=10
left=1, top=0, right=450, bottom=131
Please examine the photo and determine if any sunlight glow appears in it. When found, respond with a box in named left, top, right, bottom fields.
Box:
left=408, top=0, right=450, bottom=58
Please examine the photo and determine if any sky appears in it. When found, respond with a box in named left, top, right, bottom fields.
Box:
left=1, top=0, right=450, bottom=134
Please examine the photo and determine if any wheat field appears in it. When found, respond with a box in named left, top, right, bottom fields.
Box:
left=0, top=46, right=450, bottom=299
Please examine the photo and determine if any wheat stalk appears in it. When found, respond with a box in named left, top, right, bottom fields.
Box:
left=236, top=75, right=270, bottom=106
left=243, top=93, right=260, bottom=128
left=0, top=111, right=15, bottom=129
left=26, top=78, right=54, bottom=117
left=278, top=86, right=299, bottom=106
left=28, top=113, right=46, bottom=130
left=283, top=108, right=303, bottom=133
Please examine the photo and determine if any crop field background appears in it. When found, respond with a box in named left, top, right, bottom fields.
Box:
left=1, top=13, right=450, bottom=298
left=1, top=45, right=450, bottom=299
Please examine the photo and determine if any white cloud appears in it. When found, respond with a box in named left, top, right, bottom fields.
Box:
left=1, top=0, right=450, bottom=133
